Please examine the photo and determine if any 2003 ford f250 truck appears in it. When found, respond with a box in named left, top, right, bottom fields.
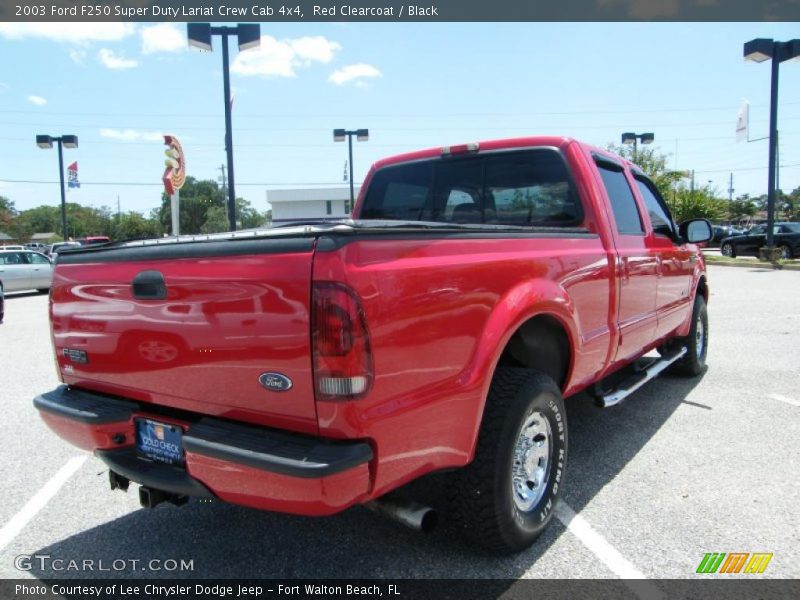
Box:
left=34, top=136, right=712, bottom=552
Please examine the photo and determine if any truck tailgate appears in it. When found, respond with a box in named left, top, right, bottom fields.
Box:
left=50, top=237, right=319, bottom=435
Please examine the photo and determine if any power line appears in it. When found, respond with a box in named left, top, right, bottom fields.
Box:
left=5, top=163, right=800, bottom=187
left=0, top=178, right=358, bottom=187
left=5, top=117, right=800, bottom=133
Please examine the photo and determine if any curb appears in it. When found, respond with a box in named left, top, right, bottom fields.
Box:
left=704, top=258, right=800, bottom=271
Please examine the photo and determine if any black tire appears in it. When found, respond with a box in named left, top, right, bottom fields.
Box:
left=37, top=288, right=49, bottom=294
left=671, top=295, right=708, bottom=377
left=720, top=243, right=735, bottom=258
left=778, top=244, right=792, bottom=260
left=449, top=368, right=567, bottom=553
left=0, top=282, right=4, bottom=324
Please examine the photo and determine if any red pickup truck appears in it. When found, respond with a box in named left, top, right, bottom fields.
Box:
left=34, top=137, right=712, bottom=552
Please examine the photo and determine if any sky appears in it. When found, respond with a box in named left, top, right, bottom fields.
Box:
left=0, top=22, right=799, bottom=217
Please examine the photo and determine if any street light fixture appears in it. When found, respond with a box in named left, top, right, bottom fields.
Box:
left=333, top=128, right=369, bottom=210
left=743, top=38, right=800, bottom=251
left=36, top=134, right=78, bottom=241
left=187, top=23, right=261, bottom=231
left=621, top=132, right=654, bottom=162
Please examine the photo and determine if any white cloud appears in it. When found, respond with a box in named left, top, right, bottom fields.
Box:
left=141, top=23, right=185, bottom=54
left=0, top=23, right=134, bottom=44
left=98, top=49, right=138, bottom=70
left=27, top=95, right=47, bottom=106
left=100, top=128, right=163, bottom=142
left=231, top=35, right=341, bottom=78
left=328, top=64, right=382, bottom=86
left=289, top=36, right=342, bottom=65
left=69, top=49, right=87, bottom=64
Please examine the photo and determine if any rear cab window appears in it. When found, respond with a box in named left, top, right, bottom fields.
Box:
left=360, top=148, right=584, bottom=227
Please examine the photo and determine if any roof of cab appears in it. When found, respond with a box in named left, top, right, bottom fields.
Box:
left=369, top=135, right=635, bottom=172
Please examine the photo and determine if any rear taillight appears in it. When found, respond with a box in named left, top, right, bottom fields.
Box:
left=312, top=282, right=373, bottom=401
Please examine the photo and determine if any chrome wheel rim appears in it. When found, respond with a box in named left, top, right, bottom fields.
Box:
left=511, top=411, right=552, bottom=512
left=695, top=315, right=705, bottom=360
left=721, top=245, right=732, bottom=257
left=780, top=247, right=790, bottom=260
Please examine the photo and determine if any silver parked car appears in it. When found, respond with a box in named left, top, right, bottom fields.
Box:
left=0, top=250, right=54, bottom=296
left=47, top=241, right=82, bottom=257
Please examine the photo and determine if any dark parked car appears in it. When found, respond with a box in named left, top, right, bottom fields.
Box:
left=720, top=222, right=800, bottom=259
left=710, top=225, right=743, bottom=247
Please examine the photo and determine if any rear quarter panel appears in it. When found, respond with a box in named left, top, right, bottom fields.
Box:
left=313, top=232, right=612, bottom=497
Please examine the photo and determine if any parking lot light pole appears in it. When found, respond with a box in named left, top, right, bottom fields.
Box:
left=334, top=129, right=369, bottom=210
left=188, top=23, right=260, bottom=232
left=621, top=132, right=654, bottom=163
left=744, top=38, right=800, bottom=250
left=36, top=134, right=78, bottom=241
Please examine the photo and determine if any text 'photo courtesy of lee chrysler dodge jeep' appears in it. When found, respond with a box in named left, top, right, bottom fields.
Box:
left=33, top=136, right=712, bottom=552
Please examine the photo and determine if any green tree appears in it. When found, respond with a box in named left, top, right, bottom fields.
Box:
left=17, top=205, right=60, bottom=237
left=668, top=185, right=727, bottom=223
left=237, top=198, right=265, bottom=229
left=111, top=211, right=163, bottom=240
left=1, top=196, right=18, bottom=234
left=156, top=176, right=225, bottom=235
left=778, top=187, right=800, bottom=222
left=201, top=205, right=229, bottom=233
left=606, top=143, right=684, bottom=199
left=728, top=195, right=758, bottom=222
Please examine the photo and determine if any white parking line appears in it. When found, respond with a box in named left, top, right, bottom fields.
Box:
left=555, top=502, right=665, bottom=600
left=0, top=455, right=86, bottom=554
left=768, top=393, right=800, bottom=408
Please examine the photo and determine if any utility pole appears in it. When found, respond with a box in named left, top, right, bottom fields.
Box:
left=776, top=130, right=780, bottom=195
left=690, top=170, right=695, bottom=198
left=728, top=173, right=734, bottom=202
left=219, top=164, right=227, bottom=198
left=117, top=195, right=121, bottom=219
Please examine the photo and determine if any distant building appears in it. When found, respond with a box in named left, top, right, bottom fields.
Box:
left=30, top=232, right=58, bottom=242
left=268, top=187, right=361, bottom=224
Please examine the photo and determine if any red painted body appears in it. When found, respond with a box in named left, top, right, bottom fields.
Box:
left=39, top=137, right=707, bottom=515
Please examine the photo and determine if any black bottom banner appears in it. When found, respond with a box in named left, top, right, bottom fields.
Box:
left=2, top=579, right=799, bottom=600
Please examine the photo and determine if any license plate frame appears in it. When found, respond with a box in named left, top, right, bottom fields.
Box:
left=135, top=418, right=185, bottom=466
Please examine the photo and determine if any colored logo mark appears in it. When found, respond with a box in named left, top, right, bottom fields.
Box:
left=696, top=552, right=773, bottom=574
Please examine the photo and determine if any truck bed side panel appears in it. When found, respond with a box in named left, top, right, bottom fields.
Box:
left=313, top=234, right=611, bottom=497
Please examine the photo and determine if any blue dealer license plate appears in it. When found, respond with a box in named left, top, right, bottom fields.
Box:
left=135, top=419, right=184, bottom=465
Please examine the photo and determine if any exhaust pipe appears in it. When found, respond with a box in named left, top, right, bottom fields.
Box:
left=365, top=494, right=438, bottom=533
left=139, top=486, right=188, bottom=509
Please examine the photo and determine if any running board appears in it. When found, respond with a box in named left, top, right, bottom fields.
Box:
left=596, top=347, right=688, bottom=408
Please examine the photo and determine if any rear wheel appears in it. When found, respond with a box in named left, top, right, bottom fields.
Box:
left=449, top=368, right=567, bottom=553
left=671, top=295, right=708, bottom=377
left=778, top=244, right=792, bottom=260
left=720, top=243, right=735, bottom=258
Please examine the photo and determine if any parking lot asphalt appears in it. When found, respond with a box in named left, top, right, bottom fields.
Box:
left=0, top=265, right=798, bottom=585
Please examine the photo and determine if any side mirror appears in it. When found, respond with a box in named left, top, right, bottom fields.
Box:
left=679, top=219, right=713, bottom=244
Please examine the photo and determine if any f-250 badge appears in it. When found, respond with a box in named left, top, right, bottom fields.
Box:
left=259, top=372, right=293, bottom=392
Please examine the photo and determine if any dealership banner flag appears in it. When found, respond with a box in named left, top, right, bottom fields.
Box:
left=67, top=161, right=80, bottom=189
left=736, top=101, right=749, bottom=143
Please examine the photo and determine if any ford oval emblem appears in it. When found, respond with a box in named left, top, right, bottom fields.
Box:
left=259, top=372, right=293, bottom=392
